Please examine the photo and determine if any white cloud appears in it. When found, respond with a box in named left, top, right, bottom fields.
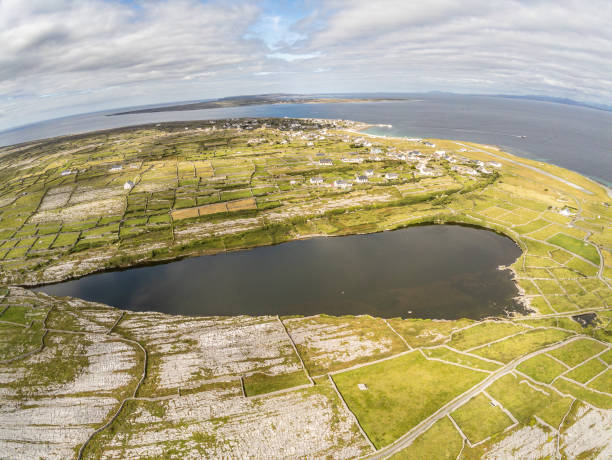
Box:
left=267, top=52, right=322, bottom=62
left=1, top=0, right=611, bottom=130
left=303, top=0, right=612, bottom=100
left=0, top=0, right=264, bottom=128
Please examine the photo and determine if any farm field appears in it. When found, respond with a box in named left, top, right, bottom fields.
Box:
left=0, top=118, right=610, bottom=459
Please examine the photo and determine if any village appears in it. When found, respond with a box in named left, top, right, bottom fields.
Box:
left=0, top=118, right=610, bottom=459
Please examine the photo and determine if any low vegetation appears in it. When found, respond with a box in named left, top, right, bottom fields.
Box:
left=0, top=118, right=610, bottom=459
left=332, top=351, right=486, bottom=448
left=451, top=393, right=514, bottom=444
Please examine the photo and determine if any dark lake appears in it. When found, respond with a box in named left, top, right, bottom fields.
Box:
left=34, top=225, right=525, bottom=319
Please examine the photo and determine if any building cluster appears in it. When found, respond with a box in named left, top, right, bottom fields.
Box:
left=304, top=135, right=505, bottom=191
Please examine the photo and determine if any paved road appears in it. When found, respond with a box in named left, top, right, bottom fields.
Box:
left=453, top=142, right=593, bottom=195
left=359, top=335, right=584, bottom=460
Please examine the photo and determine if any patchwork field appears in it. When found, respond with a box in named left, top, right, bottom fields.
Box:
left=0, top=118, right=610, bottom=459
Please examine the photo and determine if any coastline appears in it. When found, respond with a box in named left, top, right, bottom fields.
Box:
left=1, top=118, right=609, bottom=321
left=352, top=126, right=604, bottom=195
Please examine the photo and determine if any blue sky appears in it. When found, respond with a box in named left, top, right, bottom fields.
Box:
left=1, top=0, right=611, bottom=130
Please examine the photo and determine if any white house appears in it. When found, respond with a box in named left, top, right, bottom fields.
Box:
left=342, top=157, right=364, bottom=164
left=124, top=180, right=135, bottom=190
left=364, top=169, right=374, bottom=177
left=310, top=176, right=324, bottom=185
left=384, top=172, right=399, bottom=180
left=317, top=158, right=333, bottom=166
left=109, top=164, right=123, bottom=172
left=418, top=165, right=436, bottom=176
left=451, top=165, right=478, bottom=176
left=290, top=180, right=299, bottom=185
left=60, top=170, right=73, bottom=176
left=333, top=179, right=352, bottom=189
left=559, top=207, right=573, bottom=217
left=355, top=175, right=369, bottom=184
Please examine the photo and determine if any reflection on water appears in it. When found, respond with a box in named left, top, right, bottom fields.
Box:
left=2, top=94, right=611, bottom=186
left=35, top=225, right=526, bottom=319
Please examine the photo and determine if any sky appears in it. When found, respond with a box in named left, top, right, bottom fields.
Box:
left=1, top=0, right=611, bottom=131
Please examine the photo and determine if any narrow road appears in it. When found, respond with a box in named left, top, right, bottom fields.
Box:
left=359, top=335, right=586, bottom=460
left=452, top=142, right=593, bottom=195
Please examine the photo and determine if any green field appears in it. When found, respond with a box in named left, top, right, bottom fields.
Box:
left=423, top=346, right=501, bottom=371
left=389, top=417, right=463, bottom=460
left=472, top=329, right=573, bottom=363
left=548, top=339, right=607, bottom=367
left=516, top=353, right=568, bottom=384
left=451, top=393, right=514, bottom=444
left=487, top=374, right=571, bottom=424
left=547, top=233, right=600, bottom=265
left=332, top=351, right=485, bottom=448
left=448, top=322, right=526, bottom=351
left=565, top=358, right=607, bottom=384
left=0, top=119, right=611, bottom=459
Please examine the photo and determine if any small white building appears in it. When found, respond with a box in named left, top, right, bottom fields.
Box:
left=355, top=175, right=369, bottom=184
left=357, top=383, right=368, bottom=391
left=290, top=179, right=299, bottom=185
left=451, top=165, right=478, bottom=176
left=109, top=164, right=123, bottom=172
left=333, top=179, right=352, bottom=189
left=385, top=172, right=399, bottom=180
left=310, top=176, right=324, bottom=185
left=364, top=169, right=374, bottom=177
left=124, top=180, right=135, bottom=190
left=317, top=158, right=333, bottom=166
left=559, top=207, right=573, bottom=217
left=341, top=157, right=364, bottom=164
left=418, top=165, right=437, bottom=176
left=60, top=170, right=73, bottom=176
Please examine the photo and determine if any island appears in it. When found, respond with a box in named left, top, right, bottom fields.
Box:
left=0, top=118, right=610, bottom=459
left=109, top=94, right=407, bottom=116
